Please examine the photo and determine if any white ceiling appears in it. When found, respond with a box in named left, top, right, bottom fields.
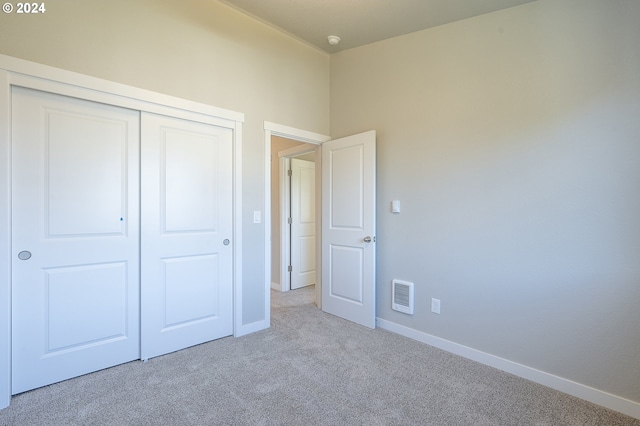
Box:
left=219, top=0, right=537, bottom=53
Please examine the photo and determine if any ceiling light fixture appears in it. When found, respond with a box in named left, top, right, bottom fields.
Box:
left=327, top=35, right=341, bottom=46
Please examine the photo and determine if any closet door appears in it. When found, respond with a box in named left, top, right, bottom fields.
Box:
left=141, top=113, right=233, bottom=360
left=11, top=87, right=141, bottom=394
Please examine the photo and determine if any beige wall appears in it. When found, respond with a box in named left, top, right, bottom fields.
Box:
left=331, top=0, right=640, bottom=403
left=0, top=0, right=330, bottom=326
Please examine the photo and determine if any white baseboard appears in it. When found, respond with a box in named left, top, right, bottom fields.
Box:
left=271, top=281, right=281, bottom=291
left=376, top=318, right=640, bottom=420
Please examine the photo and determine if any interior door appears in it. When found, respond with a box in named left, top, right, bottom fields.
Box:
left=290, top=158, right=316, bottom=290
left=141, top=113, right=233, bottom=360
left=321, top=130, right=376, bottom=328
left=11, top=87, right=141, bottom=394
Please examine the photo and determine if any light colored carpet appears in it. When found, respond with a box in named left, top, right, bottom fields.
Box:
left=0, top=285, right=638, bottom=425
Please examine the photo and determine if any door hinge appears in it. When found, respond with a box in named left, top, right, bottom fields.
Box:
left=287, top=169, right=292, bottom=176
left=288, top=265, right=292, bottom=272
left=288, top=217, right=292, bottom=224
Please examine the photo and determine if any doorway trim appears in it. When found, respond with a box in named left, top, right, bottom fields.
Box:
left=0, top=54, right=244, bottom=409
left=264, top=122, right=330, bottom=309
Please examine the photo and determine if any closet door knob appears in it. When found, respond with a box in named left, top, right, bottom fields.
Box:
left=18, top=251, right=32, bottom=260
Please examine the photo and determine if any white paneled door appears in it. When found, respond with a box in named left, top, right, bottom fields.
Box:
left=291, top=158, right=316, bottom=290
left=140, top=113, right=233, bottom=360
left=321, top=131, right=376, bottom=328
left=11, top=88, right=235, bottom=394
left=11, top=87, right=141, bottom=394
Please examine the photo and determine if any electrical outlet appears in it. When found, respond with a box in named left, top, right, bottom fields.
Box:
left=431, top=298, right=441, bottom=314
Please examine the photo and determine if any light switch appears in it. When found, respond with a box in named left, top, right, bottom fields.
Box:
left=253, top=210, right=261, bottom=223
left=391, top=200, right=401, bottom=213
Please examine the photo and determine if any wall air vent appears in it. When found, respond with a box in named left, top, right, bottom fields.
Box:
left=392, top=279, right=414, bottom=315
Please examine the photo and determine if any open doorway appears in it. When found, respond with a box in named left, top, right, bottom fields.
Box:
left=263, top=123, right=377, bottom=329
left=263, top=122, right=330, bottom=312
left=270, top=137, right=317, bottom=293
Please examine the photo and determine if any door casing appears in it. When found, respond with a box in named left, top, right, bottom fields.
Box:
left=0, top=54, right=244, bottom=410
left=264, top=122, right=329, bottom=308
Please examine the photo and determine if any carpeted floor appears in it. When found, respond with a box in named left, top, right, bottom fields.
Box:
left=0, top=285, right=638, bottom=425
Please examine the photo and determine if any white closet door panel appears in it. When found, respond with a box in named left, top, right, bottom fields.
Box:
left=11, top=87, right=140, bottom=394
left=164, top=130, right=219, bottom=232
left=46, top=262, right=129, bottom=350
left=162, top=254, right=220, bottom=326
left=46, top=111, right=126, bottom=236
left=141, top=113, right=233, bottom=360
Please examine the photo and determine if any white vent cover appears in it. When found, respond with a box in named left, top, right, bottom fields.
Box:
left=392, top=279, right=414, bottom=315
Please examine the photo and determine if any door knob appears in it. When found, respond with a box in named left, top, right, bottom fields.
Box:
left=223, top=239, right=230, bottom=246
left=363, top=236, right=372, bottom=243
left=18, top=250, right=32, bottom=260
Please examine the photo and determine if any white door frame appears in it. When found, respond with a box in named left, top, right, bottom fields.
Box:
left=0, top=54, right=244, bottom=410
left=277, top=144, right=317, bottom=293
left=264, top=122, right=330, bottom=307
